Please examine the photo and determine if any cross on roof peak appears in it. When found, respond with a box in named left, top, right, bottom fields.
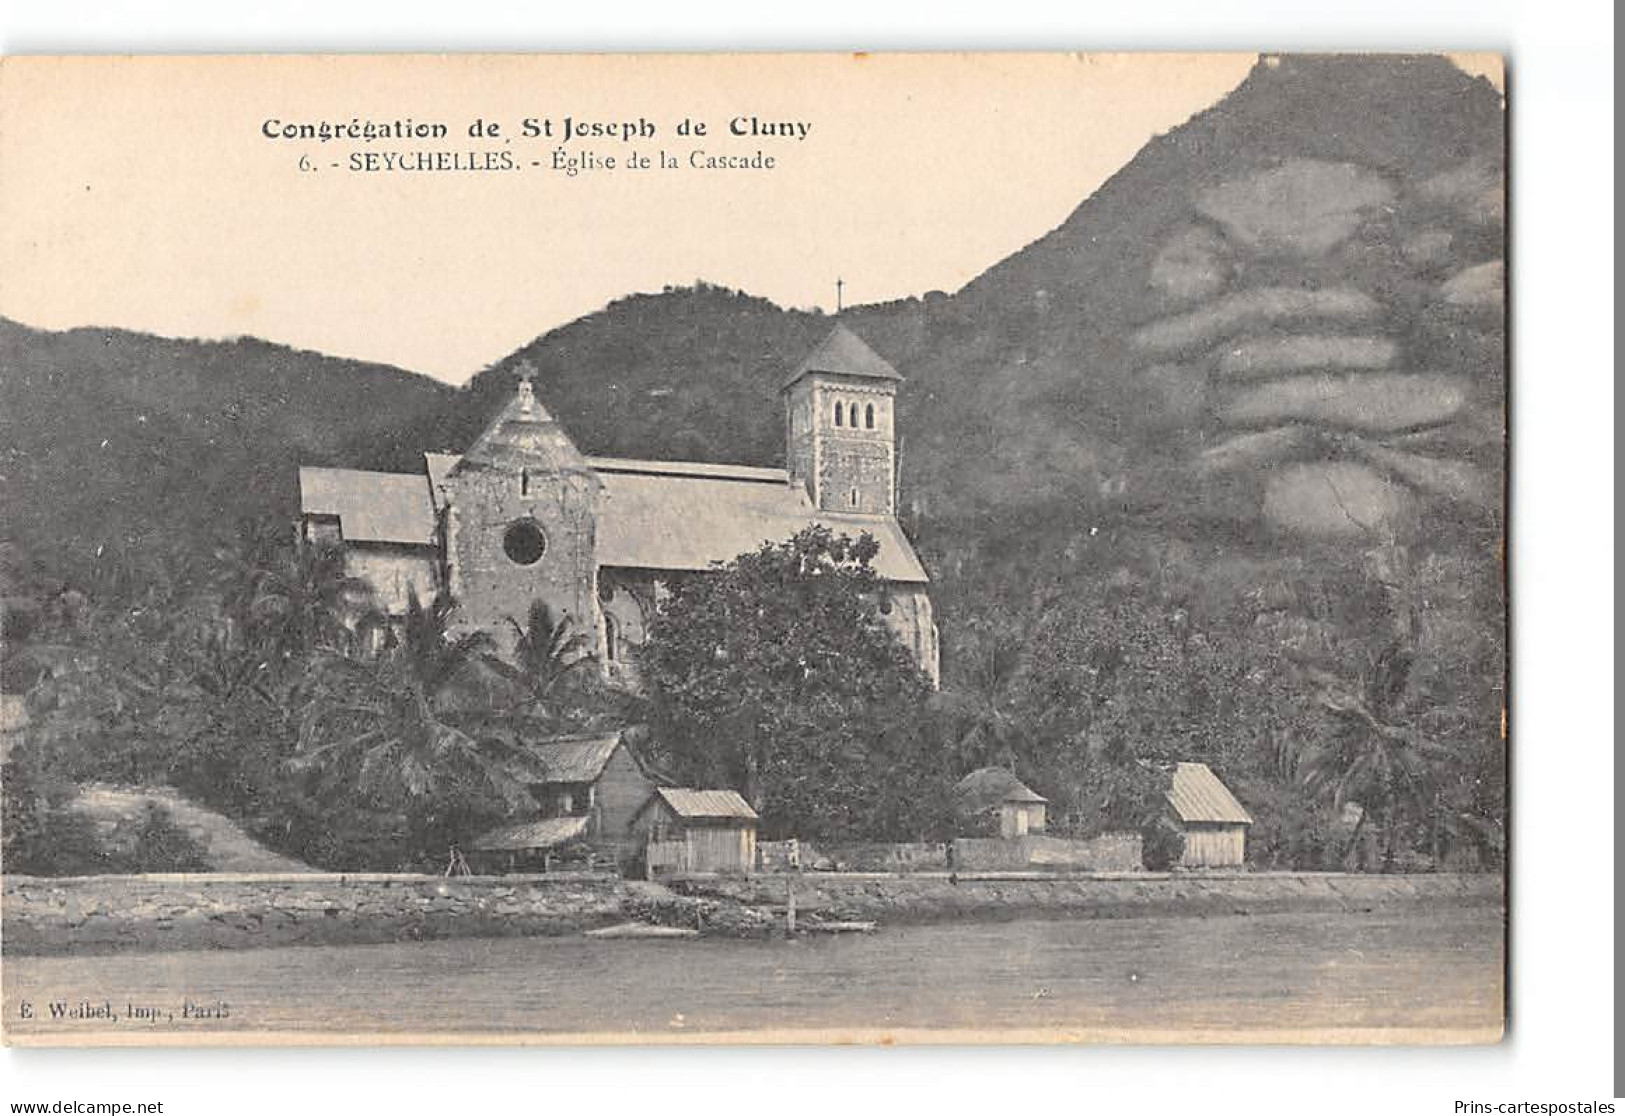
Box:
left=515, top=362, right=537, bottom=413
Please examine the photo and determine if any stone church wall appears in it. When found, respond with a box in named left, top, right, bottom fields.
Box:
left=883, top=584, right=939, bottom=686
left=445, top=465, right=601, bottom=656
left=345, top=544, right=439, bottom=616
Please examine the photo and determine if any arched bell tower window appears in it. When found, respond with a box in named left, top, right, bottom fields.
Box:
left=865, top=403, right=875, bottom=430
left=833, top=400, right=844, bottom=426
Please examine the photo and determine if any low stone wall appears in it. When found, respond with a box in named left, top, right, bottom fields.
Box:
left=672, top=871, right=1504, bottom=925
left=954, top=833, right=1143, bottom=872
left=762, top=836, right=1143, bottom=874
left=3, top=872, right=641, bottom=956
left=805, top=841, right=951, bottom=873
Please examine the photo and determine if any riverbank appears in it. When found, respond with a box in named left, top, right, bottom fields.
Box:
left=3, top=870, right=1502, bottom=955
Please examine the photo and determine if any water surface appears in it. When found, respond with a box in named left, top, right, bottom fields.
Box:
left=3, top=908, right=1504, bottom=1043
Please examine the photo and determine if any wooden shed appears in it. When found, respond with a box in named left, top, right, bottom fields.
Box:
left=468, top=731, right=661, bottom=871
left=522, top=732, right=661, bottom=857
left=633, top=788, right=759, bottom=876
left=952, top=767, right=1048, bottom=839
left=467, top=816, right=593, bottom=873
left=1165, top=762, right=1253, bottom=868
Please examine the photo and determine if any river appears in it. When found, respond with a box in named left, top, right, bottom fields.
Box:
left=2, top=907, right=1504, bottom=1044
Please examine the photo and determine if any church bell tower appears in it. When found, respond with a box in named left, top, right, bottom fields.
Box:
left=783, top=324, right=903, bottom=515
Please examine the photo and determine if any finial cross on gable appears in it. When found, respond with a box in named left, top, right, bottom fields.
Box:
left=515, top=361, right=537, bottom=414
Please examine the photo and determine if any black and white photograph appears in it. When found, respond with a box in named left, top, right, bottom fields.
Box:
left=0, top=48, right=1513, bottom=1048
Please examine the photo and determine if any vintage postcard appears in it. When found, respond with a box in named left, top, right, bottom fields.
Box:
left=0, top=52, right=1506, bottom=1046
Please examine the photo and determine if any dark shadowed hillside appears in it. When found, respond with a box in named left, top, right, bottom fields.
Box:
left=0, top=318, right=452, bottom=589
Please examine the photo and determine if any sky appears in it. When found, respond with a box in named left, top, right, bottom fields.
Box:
left=0, top=53, right=1500, bottom=384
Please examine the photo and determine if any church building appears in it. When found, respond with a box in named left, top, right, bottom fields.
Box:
left=297, top=325, right=939, bottom=686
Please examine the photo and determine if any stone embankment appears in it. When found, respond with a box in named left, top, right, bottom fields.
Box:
left=4, top=870, right=1503, bottom=955
left=3, top=873, right=639, bottom=955
left=671, top=871, right=1503, bottom=926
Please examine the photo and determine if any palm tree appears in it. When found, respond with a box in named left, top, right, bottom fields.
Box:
left=242, top=536, right=375, bottom=665
left=395, top=590, right=504, bottom=700
left=292, top=653, right=537, bottom=810
left=484, top=599, right=599, bottom=729
left=1297, top=638, right=1451, bottom=870
left=927, top=613, right=1027, bottom=772
left=290, top=589, right=540, bottom=838
left=508, top=600, right=594, bottom=692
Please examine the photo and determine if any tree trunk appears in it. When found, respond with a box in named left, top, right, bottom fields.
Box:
left=1343, top=808, right=1368, bottom=870
left=1430, top=791, right=1442, bottom=870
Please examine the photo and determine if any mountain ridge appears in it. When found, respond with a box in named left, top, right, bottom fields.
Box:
left=1, top=52, right=1504, bottom=628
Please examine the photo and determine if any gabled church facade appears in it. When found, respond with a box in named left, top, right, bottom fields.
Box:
left=298, top=325, right=939, bottom=686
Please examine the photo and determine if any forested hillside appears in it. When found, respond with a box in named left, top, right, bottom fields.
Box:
left=1, top=54, right=1505, bottom=871
left=0, top=318, right=452, bottom=594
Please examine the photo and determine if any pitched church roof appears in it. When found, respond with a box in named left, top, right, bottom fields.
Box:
left=453, top=374, right=596, bottom=480
left=297, top=466, right=437, bottom=545
left=425, top=451, right=459, bottom=509
left=298, top=335, right=927, bottom=580
left=782, top=323, right=905, bottom=389
left=590, top=458, right=928, bottom=582
left=303, top=452, right=928, bottom=581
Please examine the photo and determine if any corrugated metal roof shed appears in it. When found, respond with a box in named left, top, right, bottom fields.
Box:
left=470, top=815, right=590, bottom=851
left=653, top=788, right=759, bottom=822
left=298, top=467, right=438, bottom=546
left=783, top=324, right=905, bottom=388
left=1166, top=762, right=1254, bottom=825
left=952, top=767, right=1048, bottom=814
left=525, top=734, right=624, bottom=784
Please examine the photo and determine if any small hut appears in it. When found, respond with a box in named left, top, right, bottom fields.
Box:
left=1165, top=762, right=1253, bottom=868
left=468, top=816, right=593, bottom=873
left=467, top=731, right=661, bottom=872
left=633, top=788, right=759, bottom=875
left=953, top=767, right=1048, bottom=839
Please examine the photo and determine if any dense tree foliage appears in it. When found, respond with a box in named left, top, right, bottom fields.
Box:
left=642, top=526, right=950, bottom=841
left=921, top=514, right=1504, bottom=872
left=0, top=520, right=626, bottom=873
